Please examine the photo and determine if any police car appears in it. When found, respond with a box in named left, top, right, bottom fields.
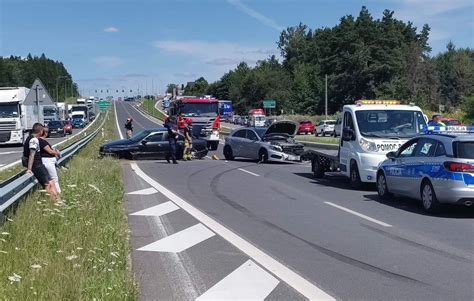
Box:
left=376, top=126, right=474, bottom=212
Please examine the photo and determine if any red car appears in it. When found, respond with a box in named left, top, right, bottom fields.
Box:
left=440, top=118, right=463, bottom=126
left=297, top=121, right=315, bottom=135
left=62, top=120, right=73, bottom=135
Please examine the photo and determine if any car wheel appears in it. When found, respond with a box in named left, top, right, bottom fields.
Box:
left=350, top=161, right=363, bottom=190
left=223, top=145, right=234, bottom=160
left=258, top=148, right=268, bottom=163
left=421, top=180, right=441, bottom=213
left=312, top=155, right=325, bottom=178
left=315, top=131, right=319, bottom=137
left=377, top=172, right=391, bottom=200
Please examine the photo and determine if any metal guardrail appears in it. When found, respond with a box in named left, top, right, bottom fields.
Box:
left=0, top=113, right=107, bottom=216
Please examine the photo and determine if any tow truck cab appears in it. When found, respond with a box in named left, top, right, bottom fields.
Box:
left=312, top=100, right=427, bottom=188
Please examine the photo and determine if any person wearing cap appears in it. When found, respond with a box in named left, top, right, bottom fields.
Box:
left=125, top=118, right=133, bottom=138
left=428, top=114, right=446, bottom=127
left=183, top=118, right=193, bottom=161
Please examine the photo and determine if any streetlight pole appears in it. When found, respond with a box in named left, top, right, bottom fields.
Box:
left=325, top=74, right=328, bottom=120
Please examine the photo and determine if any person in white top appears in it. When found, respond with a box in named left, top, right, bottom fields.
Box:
left=39, top=127, right=62, bottom=195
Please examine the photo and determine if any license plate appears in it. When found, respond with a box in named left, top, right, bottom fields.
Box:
left=288, top=155, right=300, bottom=161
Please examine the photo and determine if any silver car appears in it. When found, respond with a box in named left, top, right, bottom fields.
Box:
left=223, top=121, right=304, bottom=163
left=376, top=133, right=474, bottom=212
left=315, top=120, right=336, bottom=136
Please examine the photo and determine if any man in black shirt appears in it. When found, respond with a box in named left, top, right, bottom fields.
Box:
left=125, top=118, right=133, bottom=138
left=164, top=117, right=178, bottom=164
left=23, top=123, right=58, bottom=201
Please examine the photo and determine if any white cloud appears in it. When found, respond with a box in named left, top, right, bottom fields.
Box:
left=93, top=56, right=123, bottom=69
left=103, top=27, right=119, bottom=33
left=227, top=0, right=284, bottom=32
left=153, top=40, right=277, bottom=67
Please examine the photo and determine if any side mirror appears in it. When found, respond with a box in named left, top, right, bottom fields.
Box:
left=342, top=128, right=355, bottom=141
left=386, top=151, right=397, bottom=160
left=141, top=140, right=148, bottom=145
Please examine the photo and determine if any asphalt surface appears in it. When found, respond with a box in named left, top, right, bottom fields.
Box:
left=116, top=101, right=474, bottom=300
left=0, top=128, right=82, bottom=169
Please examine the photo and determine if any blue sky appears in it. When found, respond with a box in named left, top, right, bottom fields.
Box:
left=0, top=0, right=472, bottom=97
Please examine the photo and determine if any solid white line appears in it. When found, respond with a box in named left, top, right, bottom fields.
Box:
left=196, top=260, right=279, bottom=300
left=324, top=202, right=392, bottom=227
left=130, top=201, right=180, bottom=217
left=126, top=187, right=158, bottom=195
left=114, top=101, right=124, bottom=139
left=130, top=162, right=334, bottom=300
left=137, top=223, right=215, bottom=253
left=238, top=168, right=260, bottom=177
left=0, top=151, right=21, bottom=155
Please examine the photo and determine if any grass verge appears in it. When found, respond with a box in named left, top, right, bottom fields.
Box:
left=295, top=134, right=339, bottom=145
left=0, top=108, right=136, bottom=299
left=0, top=114, right=105, bottom=183
left=141, top=99, right=167, bottom=121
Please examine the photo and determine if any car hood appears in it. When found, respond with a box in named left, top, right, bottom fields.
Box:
left=264, top=121, right=298, bottom=137
left=102, top=138, right=135, bottom=148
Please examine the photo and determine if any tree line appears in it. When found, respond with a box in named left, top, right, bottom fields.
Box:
left=0, top=54, right=78, bottom=101
left=177, top=7, right=474, bottom=121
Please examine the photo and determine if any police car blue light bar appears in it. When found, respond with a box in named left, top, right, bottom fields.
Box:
left=424, top=125, right=474, bottom=134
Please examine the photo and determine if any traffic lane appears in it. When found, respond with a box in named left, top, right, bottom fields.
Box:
left=0, top=128, right=81, bottom=166
left=116, top=101, right=159, bottom=135
left=136, top=158, right=473, bottom=300
left=259, top=164, right=474, bottom=253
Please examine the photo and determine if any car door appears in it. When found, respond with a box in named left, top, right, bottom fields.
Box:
left=230, top=129, right=246, bottom=157
left=244, top=129, right=261, bottom=159
left=140, top=132, right=165, bottom=159
left=339, top=111, right=356, bottom=176
left=385, top=138, right=419, bottom=195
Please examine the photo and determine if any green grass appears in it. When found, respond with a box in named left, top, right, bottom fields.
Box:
left=295, top=134, right=339, bottom=145
left=0, top=114, right=106, bottom=183
left=141, top=99, right=167, bottom=121
left=0, top=107, right=137, bottom=300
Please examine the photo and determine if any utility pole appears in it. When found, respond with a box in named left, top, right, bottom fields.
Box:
left=325, top=74, right=328, bottom=120
left=35, top=85, right=41, bottom=122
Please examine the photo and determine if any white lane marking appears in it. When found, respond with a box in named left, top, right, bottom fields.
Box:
left=126, top=187, right=158, bottom=195
left=130, top=201, right=180, bottom=217
left=137, top=223, right=215, bottom=253
left=324, top=202, right=392, bottom=227
left=114, top=101, right=124, bottom=139
left=130, top=162, right=334, bottom=300
left=0, top=151, right=21, bottom=155
left=238, top=168, right=260, bottom=177
left=196, top=260, right=279, bottom=301
left=0, top=164, right=4, bottom=168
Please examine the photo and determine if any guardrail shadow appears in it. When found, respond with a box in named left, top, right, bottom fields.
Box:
left=363, top=194, right=474, bottom=219
left=293, top=172, right=376, bottom=192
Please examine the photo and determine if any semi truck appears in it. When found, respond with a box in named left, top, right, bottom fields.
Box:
left=218, top=100, right=233, bottom=121
left=169, top=97, right=221, bottom=150
left=71, top=105, right=89, bottom=123
left=308, top=100, right=428, bottom=189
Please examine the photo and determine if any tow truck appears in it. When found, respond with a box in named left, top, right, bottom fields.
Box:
left=309, top=100, right=428, bottom=189
left=169, top=97, right=221, bottom=150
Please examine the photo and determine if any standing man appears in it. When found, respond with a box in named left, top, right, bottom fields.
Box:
left=183, top=118, right=193, bottom=161
left=125, top=118, right=133, bottom=138
left=23, top=123, right=59, bottom=201
left=164, top=116, right=178, bottom=164
left=428, top=114, right=446, bottom=126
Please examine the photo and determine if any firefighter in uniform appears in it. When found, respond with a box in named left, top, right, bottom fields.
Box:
left=183, top=118, right=193, bottom=161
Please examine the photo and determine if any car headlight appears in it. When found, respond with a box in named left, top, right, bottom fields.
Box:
left=270, top=145, right=283, bottom=152
left=359, top=138, right=377, bottom=152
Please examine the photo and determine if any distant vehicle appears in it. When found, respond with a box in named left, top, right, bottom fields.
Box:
left=240, top=116, right=249, bottom=126
left=124, top=97, right=135, bottom=102
left=89, top=112, right=96, bottom=122
left=297, top=121, right=315, bottom=135
left=223, top=121, right=304, bottom=163
left=71, top=105, right=89, bottom=123
left=76, top=98, right=86, bottom=104
left=71, top=114, right=86, bottom=128
left=315, top=120, right=336, bottom=136
left=99, top=128, right=208, bottom=160
left=440, top=118, right=463, bottom=126
left=333, top=117, right=342, bottom=137
left=62, top=120, right=73, bottom=134
left=218, top=100, right=233, bottom=121
left=377, top=126, right=474, bottom=212
left=231, top=115, right=240, bottom=124
left=250, top=115, right=266, bottom=127
left=46, top=120, right=66, bottom=137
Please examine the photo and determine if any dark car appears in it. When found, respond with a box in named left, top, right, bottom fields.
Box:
left=72, top=118, right=86, bottom=128
left=46, top=120, right=66, bottom=137
left=99, top=128, right=208, bottom=160
left=62, top=120, right=73, bottom=135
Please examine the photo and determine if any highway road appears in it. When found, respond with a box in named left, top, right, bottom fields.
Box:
left=0, top=128, right=83, bottom=170
left=116, top=101, right=474, bottom=300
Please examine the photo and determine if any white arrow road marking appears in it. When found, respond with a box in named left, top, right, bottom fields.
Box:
left=130, top=201, right=179, bottom=217
left=197, top=260, right=279, bottom=301
left=137, top=223, right=215, bottom=253
left=324, top=202, right=392, bottom=227
left=126, top=187, right=158, bottom=195
left=130, top=162, right=335, bottom=300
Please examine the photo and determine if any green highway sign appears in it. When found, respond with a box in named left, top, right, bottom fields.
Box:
left=97, top=101, right=110, bottom=111
left=263, top=99, right=276, bottom=108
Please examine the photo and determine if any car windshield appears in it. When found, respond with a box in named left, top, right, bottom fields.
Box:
left=454, top=141, right=474, bottom=159
left=445, top=120, right=461, bottom=126
left=255, top=116, right=265, bottom=121
left=47, top=121, right=62, bottom=127
left=356, top=110, right=426, bottom=138
left=129, top=130, right=150, bottom=141
left=180, top=103, right=218, bottom=117
left=72, top=115, right=83, bottom=119
left=325, top=121, right=336, bottom=125
left=43, top=107, right=56, bottom=116
left=0, top=104, right=19, bottom=118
